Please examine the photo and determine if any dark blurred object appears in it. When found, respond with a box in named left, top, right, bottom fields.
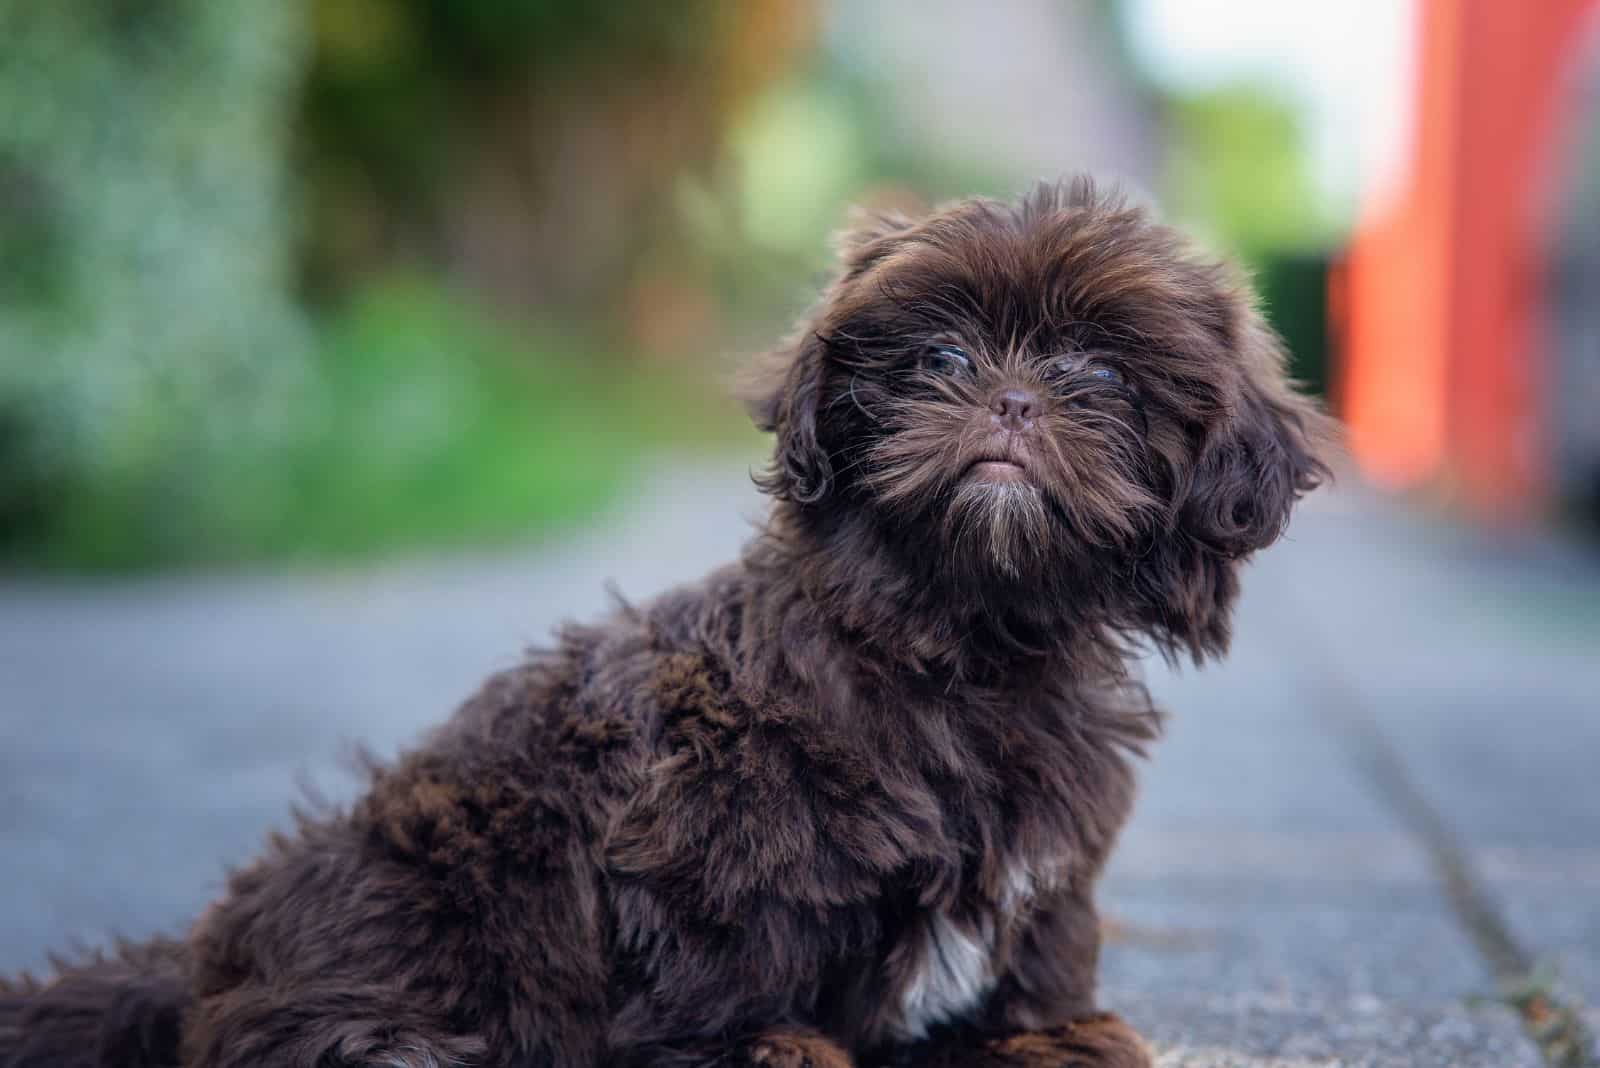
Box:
left=1256, top=252, right=1331, bottom=400
left=0, top=153, right=63, bottom=544
left=0, top=403, right=51, bottom=551
left=1547, top=28, right=1600, bottom=531
left=301, top=0, right=813, bottom=334
left=0, top=152, right=64, bottom=310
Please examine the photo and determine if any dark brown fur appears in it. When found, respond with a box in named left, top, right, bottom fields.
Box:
left=1, top=179, right=1330, bottom=1068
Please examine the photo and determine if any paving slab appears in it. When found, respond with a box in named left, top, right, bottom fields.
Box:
left=1128, top=994, right=1541, bottom=1067
left=2, top=462, right=1596, bottom=1066
left=0, top=461, right=764, bottom=969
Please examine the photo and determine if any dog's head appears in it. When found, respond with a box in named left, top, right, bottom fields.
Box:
left=748, top=179, right=1331, bottom=662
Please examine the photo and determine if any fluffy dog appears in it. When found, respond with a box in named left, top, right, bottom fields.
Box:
left=1, top=179, right=1329, bottom=1068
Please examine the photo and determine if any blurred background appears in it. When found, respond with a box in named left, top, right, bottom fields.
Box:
left=2, top=0, right=1598, bottom=569
left=2, top=2, right=1598, bottom=1064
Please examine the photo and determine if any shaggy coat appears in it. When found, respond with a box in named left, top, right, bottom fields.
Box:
left=1, top=179, right=1329, bottom=1068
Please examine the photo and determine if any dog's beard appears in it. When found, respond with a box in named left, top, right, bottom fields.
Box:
left=940, top=479, right=1055, bottom=579
left=862, top=400, right=1164, bottom=585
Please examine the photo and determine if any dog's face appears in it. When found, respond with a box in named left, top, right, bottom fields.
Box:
left=749, top=180, right=1330, bottom=661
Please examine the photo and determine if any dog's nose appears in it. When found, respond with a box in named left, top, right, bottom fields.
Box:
left=991, top=389, right=1039, bottom=429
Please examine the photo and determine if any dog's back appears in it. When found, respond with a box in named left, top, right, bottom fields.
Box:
left=1, top=939, right=189, bottom=1068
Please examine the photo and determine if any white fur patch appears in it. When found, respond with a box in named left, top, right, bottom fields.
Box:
left=375, top=1051, right=446, bottom=1068
left=895, top=911, right=996, bottom=1039
left=1001, top=862, right=1037, bottom=910
left=374, top=1053, right=440, bottom=1068
left=890, top=857, right=1064, bottom=1039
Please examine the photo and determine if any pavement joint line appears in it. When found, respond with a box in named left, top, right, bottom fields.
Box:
left=1336, top=713, right=1594, bottom=1067
left=1268, top=588, right=1596, bottom=1068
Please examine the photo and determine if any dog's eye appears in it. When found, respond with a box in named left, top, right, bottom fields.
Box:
left=1045, top=357, right=1123, bottom=388
left=922, top=344, right=973, bottom=377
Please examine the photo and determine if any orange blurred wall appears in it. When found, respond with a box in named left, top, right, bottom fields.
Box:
left=1339, top=0, right=1600, bottom=519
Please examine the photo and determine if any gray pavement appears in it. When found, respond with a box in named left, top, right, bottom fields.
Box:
left=2, top=457, right=1597, bottom=1066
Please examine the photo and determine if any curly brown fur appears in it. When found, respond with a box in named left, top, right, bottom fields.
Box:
left=2, top=179, right=1329, bottom=1068
left=1, top=939, right=188, bottom=1068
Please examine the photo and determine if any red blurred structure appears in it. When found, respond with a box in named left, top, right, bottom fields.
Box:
left=1339, top=0, right=1600, bottom=520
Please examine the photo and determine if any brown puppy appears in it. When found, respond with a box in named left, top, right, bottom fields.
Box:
left=0, top=179, right=1329, bottom=1068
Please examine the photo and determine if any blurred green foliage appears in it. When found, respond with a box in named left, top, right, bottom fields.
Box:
left=0, top=0, right=1340, bottom=572
left=0, top=0, right=783, bottom=572
left=300, top=0, right=809, bottom=325
left=701, top=63, right=1014, bottom=346
left=0, top=0, right=314, bottom=565
left=27, top=276, right=752, bottom=570
left=282, top=278, right=752, bottom=562
left=1158, top=82, right=1335, bottom=395
left=1162, top=83, right=1335, bottom=258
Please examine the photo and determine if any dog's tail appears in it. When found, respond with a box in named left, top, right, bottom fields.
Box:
left=0, top=938, right=190, bottom=1068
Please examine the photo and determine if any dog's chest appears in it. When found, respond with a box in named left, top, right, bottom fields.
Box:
left=884, top=856, right=1059, bottom=1040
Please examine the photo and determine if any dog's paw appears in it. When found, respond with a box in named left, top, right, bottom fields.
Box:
left=747, top=1029, right=855, bottom=1068
left=978, top=1015, right=1151, bottom=1068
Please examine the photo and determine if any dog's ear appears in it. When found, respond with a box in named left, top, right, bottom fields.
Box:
left=744, top=207, right=921, bottom=504
left=1183, top=315, right=1330, bottom=557
left=745, top=328, right=832, bottom=504
left=1133, top=305, right=1333, bottom=662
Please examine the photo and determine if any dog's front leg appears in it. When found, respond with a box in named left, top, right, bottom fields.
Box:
left=915, top=884, right=1150, bottom=1068
left=745, top=1027, right=857, bottom=1068
left=917, top=1016, right=1148, bottom=1068
left=617, top=1027, right=855, bottom=1068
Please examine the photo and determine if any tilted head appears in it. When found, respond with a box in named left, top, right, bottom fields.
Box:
left=748, top=179, right=1332, bottom=666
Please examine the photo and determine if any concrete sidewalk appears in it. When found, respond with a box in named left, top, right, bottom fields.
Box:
left=1098, top=486, right=1600, bottom=1066
left=2, top=459, right=1597, bottom=1066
